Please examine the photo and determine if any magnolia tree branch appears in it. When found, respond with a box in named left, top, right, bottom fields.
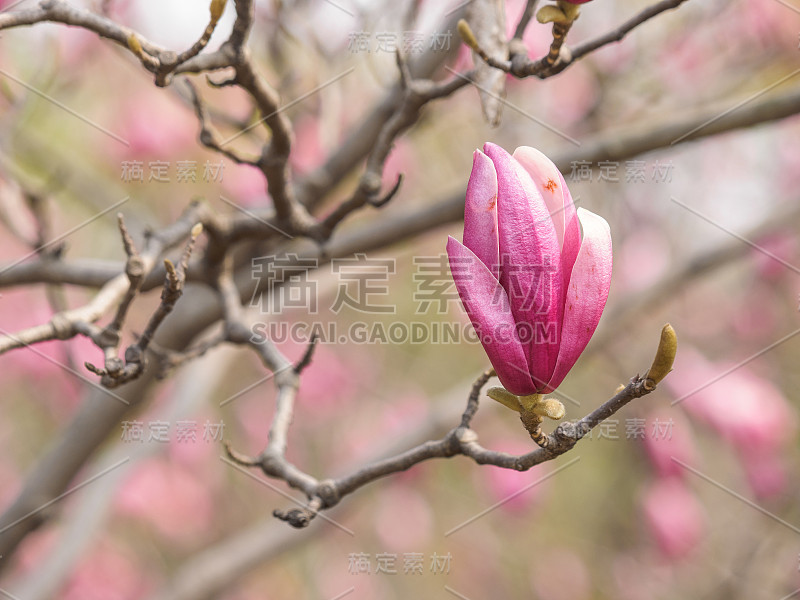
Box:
left=463, top=0, right=692, bottom=78
left=553, top=0, right=693, bottom=75
left=147, top=380, right=475, bottom=600
left=225, top=324, right=673, bottom=530
left=0, top=202, right=209, bottom=356
left=0, top=0, right=231, bottom=78
left=512, top=0, right=540, bottom=41
left=83, top=224, right=204, bottom=388
left=0, top=274, right=236, bottom=565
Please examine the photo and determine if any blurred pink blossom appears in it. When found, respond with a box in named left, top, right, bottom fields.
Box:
left=665, top=347, right=796, bottom=499
left=751, top=231, right=798, bottom=281
left=338, top=392, right=429, bottom=468
left=55, top=24, right=102, bottom=67
left=62, top=541, right=150, bottom=600
left=115, top=457, right=214, bottom=545
left=641, top=478, right=705, bottom=560
left=536, top=64, right=598, bottom=126
left=616, top=227, right=672, bottom=293
left=291, top=116, right=325, bottom=175
left=166, top=422, right=220, bottom=478
left=725, top=0, right=800, bottom=49
left=113, top=93, right=196, bottom=159
left=0, top=288, right=93, bottom=412
left=656, top=33, right=719, bottom=98
left=741, top=448, right=788, bottom=500
left=295, top=345, right=361, bottom=419
left=730, top=287, right=779, bottom=340
left=220, top=163, right=268, bottom=206
left=665, top=348, right=797, bottom=455
left=640, top=412, right=696, bottom=479
left=15, top=528, right=59, bottom=576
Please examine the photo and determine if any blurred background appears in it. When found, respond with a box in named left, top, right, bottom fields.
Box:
left=0, top=0, right=799, bottom=598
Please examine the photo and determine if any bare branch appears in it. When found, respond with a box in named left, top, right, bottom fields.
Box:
left=0, top=202, right=209, bottom=356
left=3, top=71, right=799, bottom=298
left=175, top=0, right=227, bottom=66
left=564, top=0, right=692, bottom=69
left=85, top=223, right=203, bottom=388
left=512, top=0, right=540, bottom=41
left=185, top=80, right=258, bottom=166
left=235, top=355, right=661, bottom=529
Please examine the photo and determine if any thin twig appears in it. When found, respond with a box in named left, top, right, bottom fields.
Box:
left=84, top=222, right=203, bottom=388
left=512, top=0, right=540, bottom=40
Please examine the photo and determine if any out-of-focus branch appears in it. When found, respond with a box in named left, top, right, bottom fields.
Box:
left=319, top=52, right=471, bottom=235
left=4, top=346, right=240, bottom=600
left=0, top=278, right=230, bottom=569
left=512, top=0, right=540, bottom=41
left=0, top=202, right=209, bottom=356
left=294, top=7, right=467, bottom=211
left=186, top=80, right=257, bottom=166
left=591, top=204, right=800, bottom=353
left=551, top=85, right=800, bottom=166
left=4, top=78, right=798, bottom=294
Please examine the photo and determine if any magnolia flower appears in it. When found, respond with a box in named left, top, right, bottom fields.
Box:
left=447, top=143, right=612, bottom=397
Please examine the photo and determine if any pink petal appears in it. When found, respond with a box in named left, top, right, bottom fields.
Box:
left=511, top=146, right=577, bottom=254
left=513, top=146, right=581, bottom=363
left=483, top=142, right=563, bottom=389
left=447, top=236, right=536, bottom=396
left=463, top=150, right=500, bottom=279
left=546, top=208, right=612, bottom=392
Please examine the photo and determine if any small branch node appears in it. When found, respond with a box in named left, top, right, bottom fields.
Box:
left=273, top=507, right=315, bottom=528
left=315, top=479, right=340, bottom=508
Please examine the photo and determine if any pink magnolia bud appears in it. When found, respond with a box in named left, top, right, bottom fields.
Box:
left=447, top=143, right=612, bottom=394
